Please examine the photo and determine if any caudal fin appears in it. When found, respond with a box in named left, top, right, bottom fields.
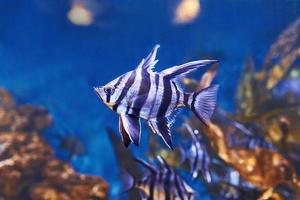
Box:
left=187, top=85, right=219, bottom=126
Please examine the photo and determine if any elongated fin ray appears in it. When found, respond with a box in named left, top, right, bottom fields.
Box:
left=144, top=44, right=160, bottom=69
left=162, top=60, right=219, bottom=79
left=148, top=118, right=173, bottom=150
left=120, top=114, right=141, bottom=146
left=137, top=44, right=160, bottom=71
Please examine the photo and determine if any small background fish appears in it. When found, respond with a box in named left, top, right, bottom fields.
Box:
left=122, top=156, right=196, bottom=200
left=52, top=129, right=86, bottom=162
left=182, top=123, right=214, bottom=182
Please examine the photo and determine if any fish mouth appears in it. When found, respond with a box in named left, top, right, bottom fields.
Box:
left=104, top=102, right=114, bottom=109
left=94, top=87, right=104, bottom=100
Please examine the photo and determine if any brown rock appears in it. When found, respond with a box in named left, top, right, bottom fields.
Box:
left=0, top=88, right=52, bottom=133
left=13, top=104, right=53, bottom=132
left=0, top=131, right=108, bottom=200
left=0, top=88, right=109, bottom=200
left=0, top=105, right=52, bottom=133
left=0, top=88, right=16, bottom=109
left=0, top=132, right=53, bottom=199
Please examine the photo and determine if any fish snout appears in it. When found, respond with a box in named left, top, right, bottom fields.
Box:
left=94, top=86, right=105, bottom=101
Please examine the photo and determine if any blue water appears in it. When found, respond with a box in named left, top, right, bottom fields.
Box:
left=0, top=0, right=298, bottom=198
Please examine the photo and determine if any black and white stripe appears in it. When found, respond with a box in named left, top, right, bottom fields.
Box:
left=185, top=123, right=212, bottom=182
left=95, top=44, right=218, bottom=149
left=149, top=74, right=165, bottom=118
left=228, top=122, right=276, bottom=151
left=128, top=67, right=151, bottom=116
left=145, top=74, right=180, bottom=119
left=134, top=157, right=196, bottom=200
left=113, top=71, right=137, bottom=112
left=140, top=72, right=159, bottom=118
left=106, top=75, right=125, bottom=103
left=157, top=78, right=173, bottom=117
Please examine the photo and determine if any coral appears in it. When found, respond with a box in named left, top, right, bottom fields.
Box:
left=0, top=88, right=52, bottom=133
left=0, top=88, right=109, bottom=200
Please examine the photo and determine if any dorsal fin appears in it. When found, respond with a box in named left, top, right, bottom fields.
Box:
left=162, top=60, right=218, bottom=79
left=137, top=44, right=160, bottom=71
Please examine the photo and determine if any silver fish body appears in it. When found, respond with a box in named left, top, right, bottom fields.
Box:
left=94, top=44, right=219, bottom=149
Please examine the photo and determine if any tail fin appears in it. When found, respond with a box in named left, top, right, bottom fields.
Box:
left=186, top=85, right=219, bottom=126
left=121, top=170, right=135, bottom=193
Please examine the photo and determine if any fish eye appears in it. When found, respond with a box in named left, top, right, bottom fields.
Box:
left=104, top=87, right=115, bottom=95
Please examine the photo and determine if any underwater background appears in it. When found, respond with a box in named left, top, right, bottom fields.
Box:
left=0, top=0, right=299, bottom=199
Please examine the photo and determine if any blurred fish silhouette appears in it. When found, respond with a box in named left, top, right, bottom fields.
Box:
left=106, top=128, right=142, bottom=199
left=227, top=121, right=276, bottom=151
left=94, top=44, right=219, bottom=149
left=122, top=156, right=196, bottom=200
left=106, top=127, right=140, bottom=172
left=209, top=182, right=261, bottom=200
left=182, top=123, right=213, bottom=182
left=59, top=135, right=85, bottom=162
left=53, top=129, right=85, bottom=162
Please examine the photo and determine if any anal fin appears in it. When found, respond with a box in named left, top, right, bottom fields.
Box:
left=148, top=117, right=173, bottom=150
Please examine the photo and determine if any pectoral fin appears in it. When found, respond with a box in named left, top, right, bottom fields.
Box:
left=119, top=114, right=141, bottom=146
left=148, top=117, right=173, bottom=150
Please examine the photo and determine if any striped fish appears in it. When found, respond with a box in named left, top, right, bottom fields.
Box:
left=94, top=44, right=219, bottom=149
left=227, top=121, right=276, bottom=151
left=123, top=156, right=196, bottom=200
left=183, top=123, right=213, bottom=182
